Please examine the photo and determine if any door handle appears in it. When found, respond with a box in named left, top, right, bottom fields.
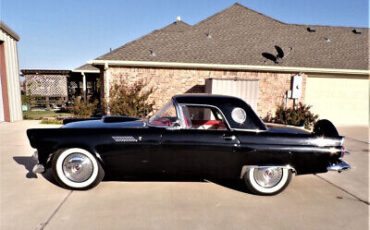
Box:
left=223, top=135, right=236, bottom=141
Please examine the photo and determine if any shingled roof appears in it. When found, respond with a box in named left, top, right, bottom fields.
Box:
left=74, top=63, right=99, bottom=72
left=95, top=3, right=369, bottom=70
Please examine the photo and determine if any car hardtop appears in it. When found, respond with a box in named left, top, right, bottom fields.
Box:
left=173, top=94, right=246, bottom=106
left=172, top=94, right=267, bottom=131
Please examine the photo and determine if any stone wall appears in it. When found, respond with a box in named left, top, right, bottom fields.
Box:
left=105, top=67, right=306, bottom=118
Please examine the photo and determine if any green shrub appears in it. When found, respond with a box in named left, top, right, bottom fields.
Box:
left=69, top=97, right=99, bottom=118
left=267, top=103, right=319, bottom=129
left=40, top=119, right=63, bottom=125
left=106, top=79, right=155, bottom=118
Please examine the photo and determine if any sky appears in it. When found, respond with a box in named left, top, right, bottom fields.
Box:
left=0, top=0, right=368, bottom=70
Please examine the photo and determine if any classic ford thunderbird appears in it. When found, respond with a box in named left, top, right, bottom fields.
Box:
left=27, top=95, right=350, bottom=195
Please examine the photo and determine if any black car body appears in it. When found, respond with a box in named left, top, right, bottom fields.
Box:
left=27, top=95, right=350, bottom=194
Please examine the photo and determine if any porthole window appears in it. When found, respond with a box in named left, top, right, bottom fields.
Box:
left=231, top=107, right=247, bottom=124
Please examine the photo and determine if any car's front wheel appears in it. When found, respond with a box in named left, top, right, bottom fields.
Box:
left=52, top=148, right=104, bottom=190
left=244, top=167, right=292, bottom=195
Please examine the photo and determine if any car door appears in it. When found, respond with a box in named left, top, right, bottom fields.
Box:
left=160, top=105, right=239, bottom=178
left=161, top=129, right=239, bottom=178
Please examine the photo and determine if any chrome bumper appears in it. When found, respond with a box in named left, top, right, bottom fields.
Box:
left=327, top=160, right=351, bottom=173
left=32, top=150, right=45, bottom=174
left=32, top=164, right=45, bottom=174
left=32, top=150, right=39, bottom=161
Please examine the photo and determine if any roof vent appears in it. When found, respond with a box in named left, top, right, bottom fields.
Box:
left=352, top=29, right=362, bottom=34
left=149, top=49, right=156, bottom=57
left=206, top=32, right=212, bottom=39
left=307, top=27, right=316, bottom=32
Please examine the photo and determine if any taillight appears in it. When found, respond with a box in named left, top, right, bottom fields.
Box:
left=341, top=147, right=345, bottom=158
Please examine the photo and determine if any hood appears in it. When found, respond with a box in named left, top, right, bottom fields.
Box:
left=62, top=119, right=146, bottom=129
left=266, top=123, right=311, bottom=135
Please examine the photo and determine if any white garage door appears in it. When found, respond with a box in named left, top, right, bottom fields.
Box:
left=0, top=72, right=4, bottom=122
left=305, top=75, right=369, bottom=126
left=205, top=79, right=259, bottom=111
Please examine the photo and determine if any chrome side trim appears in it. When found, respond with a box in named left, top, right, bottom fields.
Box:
left=32, top=164, right=45, bottom=174
left=233, top=128, right=267, bottom=133
left=240, top=165, right=296, bottom=179
left=327, top=160, right=351, bottom=173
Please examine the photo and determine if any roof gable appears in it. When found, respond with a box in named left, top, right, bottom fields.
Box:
left=94, top=3, right=369, bottom=70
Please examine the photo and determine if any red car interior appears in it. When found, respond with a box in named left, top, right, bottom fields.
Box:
left=191, top=120, right=226, bottom=129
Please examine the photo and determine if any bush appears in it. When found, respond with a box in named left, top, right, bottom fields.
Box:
left=69, top=97, right=99, bottom=118
left=40, top=118, right=63, bottom=125
left=266, top=102, right=319, bottom=129
left=106, top=79, right=155, bottom=118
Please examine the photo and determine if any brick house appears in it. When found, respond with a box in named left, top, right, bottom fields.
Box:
left=88, top=3, right=369, bottom=125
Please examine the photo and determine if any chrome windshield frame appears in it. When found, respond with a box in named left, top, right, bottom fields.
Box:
left=147, top=99, right=184, bottom=130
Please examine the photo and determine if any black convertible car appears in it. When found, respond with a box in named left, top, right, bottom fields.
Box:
left=27, top=94, right=350, bottom=195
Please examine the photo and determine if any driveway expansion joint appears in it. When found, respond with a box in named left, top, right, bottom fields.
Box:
left=316, top=175, right=369, bottom=205
left=39, top=190, right=73, bottom=230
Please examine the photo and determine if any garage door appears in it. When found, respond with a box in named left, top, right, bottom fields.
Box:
left=0, top=71, right=4, bottom=122
left=305, top=75, right=369, bottom=126
left=205, top=79, right=259, bottom=111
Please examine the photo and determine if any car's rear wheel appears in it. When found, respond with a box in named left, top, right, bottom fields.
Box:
left=244, top=167, right=292, bottom=195
left=52, top=148, right=104, bottom=190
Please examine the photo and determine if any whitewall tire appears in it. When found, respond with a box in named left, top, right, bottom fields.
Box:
left=52, top=148, right=104, bottom=190
left=244, top=167, right=292, bottom=195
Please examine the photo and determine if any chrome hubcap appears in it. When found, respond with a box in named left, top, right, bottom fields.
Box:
left=253, top=167, right=283, bottom=188
left=62, top=153, right=93, bottom=182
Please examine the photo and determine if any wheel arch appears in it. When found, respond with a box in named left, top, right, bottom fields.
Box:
left=41, top=144, right=105, bottom=168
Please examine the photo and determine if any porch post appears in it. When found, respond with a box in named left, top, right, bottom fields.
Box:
left=82, top=72, right=87, bottom=102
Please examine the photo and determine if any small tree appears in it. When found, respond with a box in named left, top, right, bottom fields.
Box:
left=106, top=79, right=155, bottom=118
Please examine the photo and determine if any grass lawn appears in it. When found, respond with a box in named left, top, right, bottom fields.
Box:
left=23, top=110, right=72, bottom=120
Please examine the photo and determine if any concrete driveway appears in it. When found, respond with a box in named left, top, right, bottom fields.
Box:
left=1, top=121, right=368, bottom=230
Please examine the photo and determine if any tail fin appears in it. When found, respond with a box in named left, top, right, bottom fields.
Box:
left=313, top=119, right=339, bottom=137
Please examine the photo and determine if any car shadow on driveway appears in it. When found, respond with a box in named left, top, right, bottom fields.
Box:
left=206, top=179, right=249, bottom=194
left=13, top=156, right=38, bottom=178
left=12, top=157, right=251, bottom=194
left=106, top=176, right=251, bottom=194
left=13, top=156, right=59, bottom=186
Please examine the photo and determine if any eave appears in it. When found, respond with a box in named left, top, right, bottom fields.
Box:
left=87, top=60, right=369, bottom=76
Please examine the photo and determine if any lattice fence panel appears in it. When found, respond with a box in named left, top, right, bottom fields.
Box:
left=25, top=75, right=68, bottom=97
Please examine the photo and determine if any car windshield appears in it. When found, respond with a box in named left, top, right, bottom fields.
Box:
left=148, top=101, right=179, bottom=127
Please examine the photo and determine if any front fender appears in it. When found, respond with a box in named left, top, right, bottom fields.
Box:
left=27, top=128, right=105, bottom=167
